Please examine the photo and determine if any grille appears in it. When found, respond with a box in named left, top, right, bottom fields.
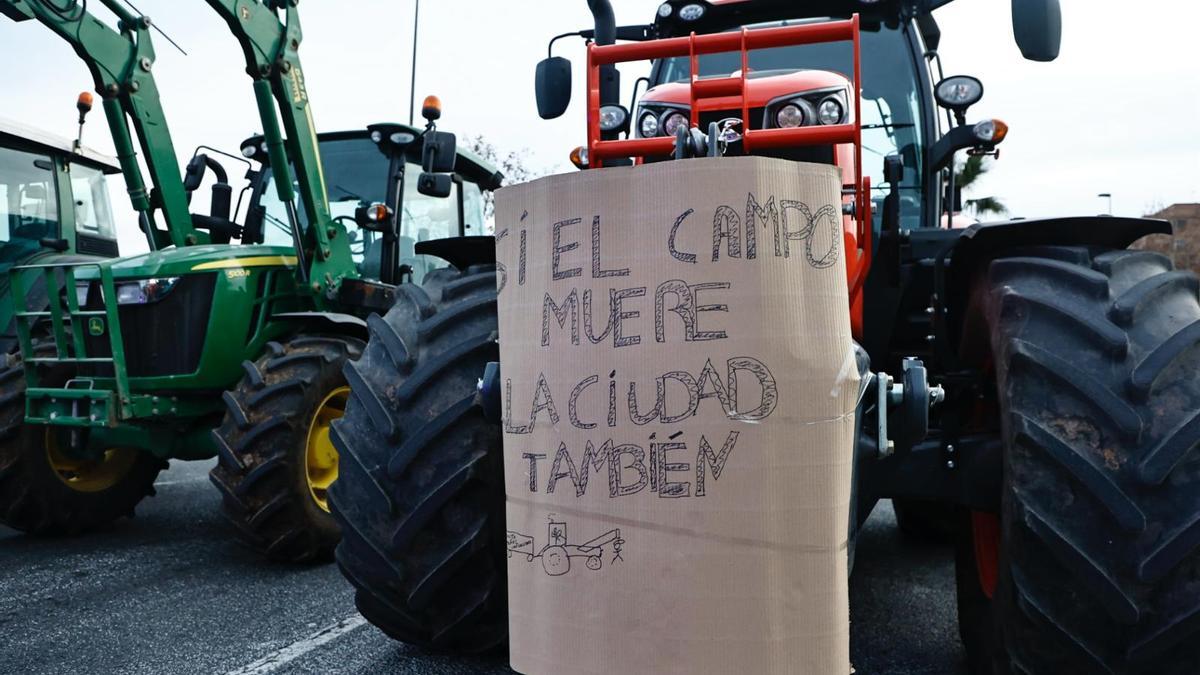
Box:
left=83, top=273, right=217, bottom=378
left=686, top=108, right=837, bottom=165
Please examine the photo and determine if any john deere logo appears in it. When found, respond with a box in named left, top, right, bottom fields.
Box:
left=87, top=317, right=105, bottom=336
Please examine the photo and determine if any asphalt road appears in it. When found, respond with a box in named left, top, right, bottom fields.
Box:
left=0, top=459, right=968, bottom=675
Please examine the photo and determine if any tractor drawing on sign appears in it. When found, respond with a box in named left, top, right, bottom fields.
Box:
left=330, top=0, right=1200, bottom=671
left=508, top=518, right=626, bottom=576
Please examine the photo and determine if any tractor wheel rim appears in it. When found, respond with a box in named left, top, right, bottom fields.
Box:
left=45, top=431, right=138, bottom=493
left=305, top=386, right=349, bottom=513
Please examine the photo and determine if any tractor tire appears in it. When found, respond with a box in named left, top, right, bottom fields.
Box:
left=210, top=335, right=364, bottom=563
left=955, top=247, right=1200, bottom=674
left=0, top=352, right=163, bottom=535
left=328, top=265, right=505, bottom=653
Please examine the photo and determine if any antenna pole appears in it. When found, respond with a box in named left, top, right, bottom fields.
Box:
left=409, top=0, right=419, bottom=125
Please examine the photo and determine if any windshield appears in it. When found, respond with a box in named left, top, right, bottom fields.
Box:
left=70, top=163, right=116, bottom=240
left=398, top=175, right=485, bottom=284
left=656, top=21, right=925, bottom=230
left=258, top=136, right=486, bottom=284
left=0, top=146, right=58, bottom=269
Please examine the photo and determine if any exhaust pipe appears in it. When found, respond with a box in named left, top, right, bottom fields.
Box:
left=587, top=0, right=621, bottom=131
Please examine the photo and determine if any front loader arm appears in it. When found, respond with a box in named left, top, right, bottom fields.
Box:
left=0, top=0, right=201, bottom=249
left=205, top=0, right=355, bottom=297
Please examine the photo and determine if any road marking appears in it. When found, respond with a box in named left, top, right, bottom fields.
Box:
left=154, top=477, right=208, bottom=487
left=224, top=615, right=367, bottom=675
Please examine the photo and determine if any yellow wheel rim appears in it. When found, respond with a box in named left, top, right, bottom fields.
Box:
left=45, top=432, right=138, bottom=493
left=305, top=386, right=349, bottom=512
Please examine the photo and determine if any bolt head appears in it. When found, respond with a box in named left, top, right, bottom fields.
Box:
left=946, top=460, right=956, bottom=469
left=946, top=444, right=956, bottom=454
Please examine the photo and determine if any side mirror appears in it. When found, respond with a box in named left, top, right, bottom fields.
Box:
left=418, top=173, right=453, bottom=198
left=183, top=154, right=206, bottom=193
left=1011, top=0, right=1062, bottom=62
left=535, top=56, right=572, bottom=120
left=422, top=131, right=457, bottom=174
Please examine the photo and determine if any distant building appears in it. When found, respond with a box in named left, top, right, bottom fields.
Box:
left=1134, top=203, right=1200, bottom=274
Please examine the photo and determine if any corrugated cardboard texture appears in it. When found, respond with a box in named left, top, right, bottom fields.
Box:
left=495, top=157, right=858, bottom=675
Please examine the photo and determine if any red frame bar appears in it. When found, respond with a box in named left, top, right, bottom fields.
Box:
left=585, top=14, right=872, bottom=307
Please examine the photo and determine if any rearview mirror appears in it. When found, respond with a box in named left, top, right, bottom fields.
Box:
left=1012, top=0, right=1062, bottom=62
left=422, top=131, right=457, bottom=174
left=418, top=173, right=453, bottom=198
left=535, top=56, right=572, bottom=120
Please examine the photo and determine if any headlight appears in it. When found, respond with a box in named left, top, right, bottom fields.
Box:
left=115, top=277, right=180, bottom=305
left=370, top=130, right=383, bottom=143
left=75, top=282, right=91, bottom=307
left=679, top=3, right=705, bottom=21
left=817, top=98, right=843, bottom=125
left=663, top=112, right=688, bottom=137
left=638, top=112, right=659, bottom=137
left=776, top=104, right=805, bottom=128
left=934, top=75, right=984, bottom=111
left=598, top=105, right=628, bottom=132
left=657, top=2, right=673, bottom=17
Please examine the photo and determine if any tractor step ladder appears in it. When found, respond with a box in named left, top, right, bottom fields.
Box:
left=9, top=261, right=132, bottom=426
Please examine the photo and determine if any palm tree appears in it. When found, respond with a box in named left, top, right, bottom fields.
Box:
left=955, top=155, right=1007, bottom=217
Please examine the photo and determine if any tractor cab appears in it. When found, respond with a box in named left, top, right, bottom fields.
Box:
left=0, top=117, right=120, bottom=271
left=239, top=124, right=501, bottom=286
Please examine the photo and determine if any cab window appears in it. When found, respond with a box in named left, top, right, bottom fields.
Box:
left=0, top=146, right=58, bottom=267
left=69, top=163, right=117, bottom=240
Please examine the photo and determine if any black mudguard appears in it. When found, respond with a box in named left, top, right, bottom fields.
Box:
left=940, top=216, right=1170, bottom=352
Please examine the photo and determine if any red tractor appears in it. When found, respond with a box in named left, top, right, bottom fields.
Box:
left=328, top=1, right=1200, bottom=672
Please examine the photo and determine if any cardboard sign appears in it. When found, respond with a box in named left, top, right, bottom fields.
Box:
left=495, top=157, right=858, bottom=675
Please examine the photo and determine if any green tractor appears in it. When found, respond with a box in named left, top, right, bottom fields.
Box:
left=0, top=112, right=125, bottom=510
left=0, top=0, right=501, bottom=561
left=330, top=0, right=1200, bottom=672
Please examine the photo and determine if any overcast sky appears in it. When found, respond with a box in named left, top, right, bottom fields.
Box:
left=3, top=0, right=1197, bottom=254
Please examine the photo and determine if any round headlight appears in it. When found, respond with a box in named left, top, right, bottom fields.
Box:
left=817, top=98, right=843, bottom=125
left=934, top=75, right=984, bottom=111
left=657, top=2, right=673, bottom=18
left=599, top=105, right=628, bottom=132
left=240, top=145, right=256, bottom=158
left=639, top=112, right=660, bottom=137
left=679, top=3, right=705, bottom=21
left=663, top=112, right=688, bottom=137
left=370, top=130, right=383, bottom=143
left=776, top=104, right=805, bottom=128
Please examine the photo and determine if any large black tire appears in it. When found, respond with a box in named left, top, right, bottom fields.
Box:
left=210, top=335, right=363, bottom=562
left=955, top=247, right=1200, bottom=673
left=0, top=353, right=164, bottom=534
left=328, top=265, right=506, bottom=653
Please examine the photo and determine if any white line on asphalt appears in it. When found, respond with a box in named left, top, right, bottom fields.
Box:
left=154, top=477, right=207, bottom=486
left=224, top=614, right=368, bottom=675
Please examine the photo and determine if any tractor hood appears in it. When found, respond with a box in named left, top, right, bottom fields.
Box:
left=646, top=68, right=848, bottom=107
left=638, top=68, right=852, bottom=134
left=81, top=244, right=298, bottom=280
